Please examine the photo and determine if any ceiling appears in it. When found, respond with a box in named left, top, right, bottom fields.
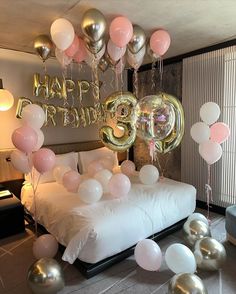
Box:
left=1, top=0, right=236, bottom=63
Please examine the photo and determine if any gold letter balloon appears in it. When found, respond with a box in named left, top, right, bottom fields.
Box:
left=99, top=91, right=137, bottom=152
left=135, top=92, right=184, bottom=154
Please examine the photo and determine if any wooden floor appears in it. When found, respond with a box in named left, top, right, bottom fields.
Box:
left=0, top=209, right=235, bottom=294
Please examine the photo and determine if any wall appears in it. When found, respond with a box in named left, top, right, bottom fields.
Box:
left=0, top=48, right=127, bottom=149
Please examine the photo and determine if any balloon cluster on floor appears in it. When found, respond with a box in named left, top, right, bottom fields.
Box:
left=134, top=212, right=226, bottom=294
left=34, top=8, right=171, bottom=74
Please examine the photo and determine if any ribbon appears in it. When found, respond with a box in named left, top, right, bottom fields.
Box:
left=149, top=139, right=156, bottom=164
left=205, top=164, right=212, bottom=223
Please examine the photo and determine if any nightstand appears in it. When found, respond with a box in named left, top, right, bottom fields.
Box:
left=0, top=191, right=25, bottom=239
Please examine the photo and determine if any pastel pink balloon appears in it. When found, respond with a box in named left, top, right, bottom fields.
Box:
left=121, top=160, right=136, bottom=176
left=33, top=234, right=58, bottom=259
left=199, top=140, right=222, bottom=165
left=109, top=16, right=133, bottom=47
left=65, top=35, right=80, bottom=57
left=33, top=148, right=56, bottom=174
left=210, top=122, right=230, bottom=144
left=62, top=170, right=81, bottom=192
left=134, top=239, right=162, bottom=271
left=108, top=173, right=131, bottom=198
left=87, top=160, right=104, bottom=176
left=150, top=29, right=171, bottom=56
left=11, top=126, right=37, bottom=154
left=74, top=38, right=87, bottom=63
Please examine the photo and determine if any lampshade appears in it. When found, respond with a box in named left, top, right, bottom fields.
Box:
left=0, top=79, right=14, bottom=111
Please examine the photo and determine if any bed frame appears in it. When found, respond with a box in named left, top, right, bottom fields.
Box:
left=2, top=140, right=186, bottom=278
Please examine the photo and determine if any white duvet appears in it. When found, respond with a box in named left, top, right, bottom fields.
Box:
left=21, top=177, right=196, bottom=264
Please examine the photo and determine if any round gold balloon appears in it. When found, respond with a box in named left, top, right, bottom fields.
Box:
left=84, top=37, right=104, bottom=54
left=128, top=24, right=146, bottom=54
left=135, top=94, right=176, bottom=141
left=100, top=91, right=137, bottom=152
left=99, top=57, right=109, bottom=72
left=27, top=258, right=64, bottom=294
left=34, top=35, right=53, bottom=62
left=81, top=8, right=106, bottom=43
left=155, top=92, right=184, bottom=154
left=168, top=273, right=208, bottom=294
left=183, top=220, right=211, bottom=247
left=194, top=237, right=226, bottom=271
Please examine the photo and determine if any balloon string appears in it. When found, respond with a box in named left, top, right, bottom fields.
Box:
left=155, top=152, right=171, bottom=179
left=133, top=69, right=138, bottom=98
left=151, top=57, right=156, bottom=93
left=205, top=164, right=212, bottom=223
left=43, top=61, right=47, bottom=74
left=115, top=67, right=119, bottom=91
left=120, top=58, right=124, bottom=93
left=159, top=57, right=163, bottom=91
left=91, top=59, right=100, bottom=103
left=149, top=139, right=156, bottom=164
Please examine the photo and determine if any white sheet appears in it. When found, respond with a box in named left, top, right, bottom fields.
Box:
left=21, top=177, right=196, bottom=264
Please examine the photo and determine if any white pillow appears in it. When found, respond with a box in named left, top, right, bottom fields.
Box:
left=78, top=147, right=118, bottom=174
left=25, top=152, right=78, bottom=184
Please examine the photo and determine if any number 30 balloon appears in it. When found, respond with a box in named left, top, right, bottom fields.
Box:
left=99, top=91, right=137, bottom=152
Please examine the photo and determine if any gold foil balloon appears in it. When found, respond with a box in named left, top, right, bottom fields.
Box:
left=99, top=56, right=109, bottom=72
left=81, top=8, right=106, bottom=43
left=84, top=37, right=105, bottom=54
left=168, top=273, right=208, bottom=294
left=155, top=92, right=184, bottom=154
left=183, top=220, right=211, bottom=247
left=194, top=237, right=226, bottom=271
left=34, top=35, right=53, bottom=62
left=27, top=258, right=64, bottom=294
left=100, top=91, right=137, bottom=152
left=128, top=24, right=146, bottom=54
left=135, top=94, right=176, bottom=141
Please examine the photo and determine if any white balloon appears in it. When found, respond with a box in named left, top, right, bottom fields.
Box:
left=139, top=165, right=159, bottom=185
left=33, top=129, right=44, bottom=151
left=33, top=234, right=58, bottom=259
left=55, top=48, right=72, bottom=67
left=10, top=150, right=32, bottom=173
left=190, top=122, right=210, bottom=144
left=94, top=169, right=113, bottom=193
left=53, top=165, right=71, bottom=184
left=199, top=140, right=222, bottom=165
left=165, top=243, right=197, bottom=274
left=22, top=104, right=45, bottom=129
left=107, top=39, right=126, bottom=62
left=187, top=213, right=209, bottom=226
left=200, top=102, right=221, bottom=125
left=78, top=179, right=103, bottom=204
left=50, top=18, right=75, bottom=50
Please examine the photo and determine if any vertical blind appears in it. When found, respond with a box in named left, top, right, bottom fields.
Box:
left=182, top=46, right=236, bottom=207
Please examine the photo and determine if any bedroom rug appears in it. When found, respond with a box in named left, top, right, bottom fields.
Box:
left=0, top=209, right=235, bottom=294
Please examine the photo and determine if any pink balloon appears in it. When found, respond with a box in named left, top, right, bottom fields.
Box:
left=33, top=148, right=56, bottom=174
left=10, top=149, right=32, bottom=173
left=107, top=39, right=126, bottom=61
left=12, top=126, right=37, bottom=154
left=121, top=160, right=136, bottom=176
left=74, top=38, right=87, bottom=63
left=108, top=173, right=131, bottom=198
left=87, top=160, right=104, bottom=176
left=210, top=122, right=230, bottom=144
left=134, top=239, right=162, bottom=271
left=150, top=29, right=171, bottom=56
left=199, top=140, right=222, bottom=165
left=65, top=35, right=80, bottom=57
left=62, top=170, right=81, bottom=192
left=33, top=234, right=58, bottom=259
left=109, top=16, right=133, bottom=48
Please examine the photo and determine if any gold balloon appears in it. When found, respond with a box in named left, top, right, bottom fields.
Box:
left=27, top=258, right=64, bottom=294
left=194, top=237, right=226, bottom=271
left=33, top=73, right=50, bottom=99
left=155, top=92, right=185, bottom=154
left=100, top=91, right=137, bottom=152
left=84, top=37, right=104, bottom=54
left=99, top=56, right=110, bottom=72
left=168, top=273, right=208, bottom=294
left=135, top=94, right=176, bottom=141
left=16, top=97, right=32, bottom=118
left=81, top=8, right=106, bottom=43
left=128, top=24, right=146, bottom=54
left=183, top=220, right=211, bottom=247
left=34, top=35, right=53, bottom=62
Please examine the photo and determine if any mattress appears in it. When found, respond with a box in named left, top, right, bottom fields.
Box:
left=21, top=176, right=196, bottom=264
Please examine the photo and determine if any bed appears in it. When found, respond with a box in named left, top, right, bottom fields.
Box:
left=20, top=140, right=196, bottom=278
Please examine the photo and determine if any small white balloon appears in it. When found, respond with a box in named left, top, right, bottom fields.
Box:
left=53, top=165, right=71, bottom=184
left=33, top=234, right=58, bottom=259
left=10, top=150, right=32, bottom=173
left=200, top=102, right=221, bottom=125
left=22, top=104, right=45, bottom=129
left=199, top=140, right=222, bottom=165
left=139, top=164, right=159, bottom=185
left=190, top=122, right=210, bottom=144
left=78, top=179, right=103, bottom=204
left=187, top=213, right=209, bottom=226
left=94, top=169, right=113, bottom=193
left=165, top=243, right=197, bottom=274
